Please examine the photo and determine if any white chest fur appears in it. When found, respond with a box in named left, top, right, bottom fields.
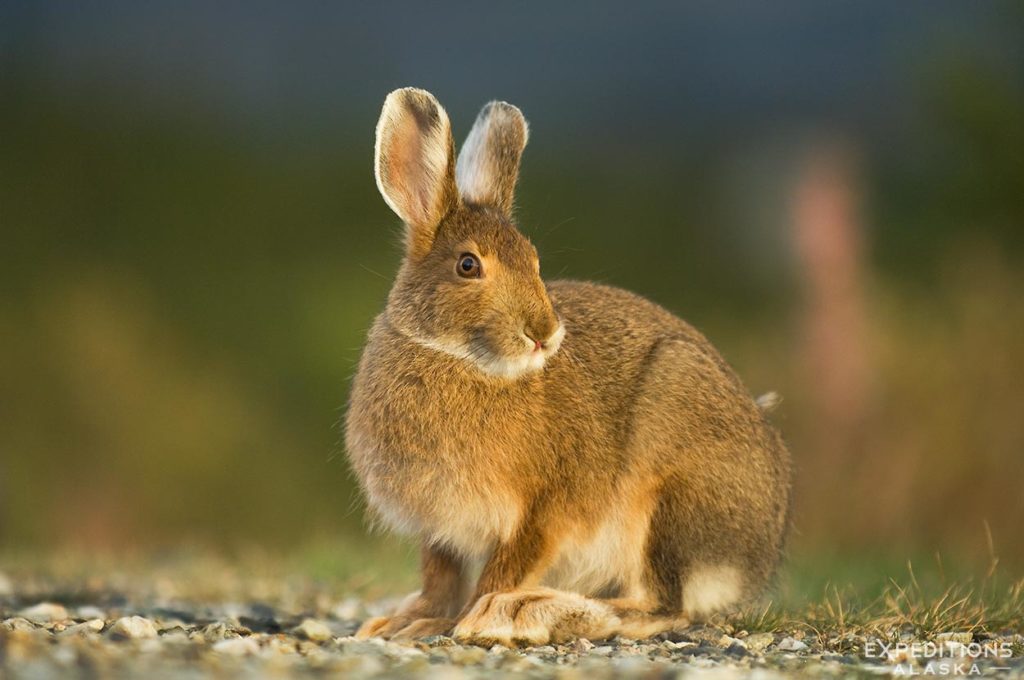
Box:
left=355, top=442, right=524, bottom=560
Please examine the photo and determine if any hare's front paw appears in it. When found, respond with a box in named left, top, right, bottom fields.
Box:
left=355, top=614, right=454, bottom=640
left=453, top=588, right=618, bottom=647
left=391, top=617, right=455, bottom=640
left=355, top=591, right=456, bottom=640
left=354, top=615, right=400, bottom=639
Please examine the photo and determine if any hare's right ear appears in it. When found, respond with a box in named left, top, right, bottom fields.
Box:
left=456, top=101, right=529, bottom=217
left=375, top=88, right=459, bottom=257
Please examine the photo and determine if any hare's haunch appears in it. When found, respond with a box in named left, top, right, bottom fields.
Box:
left=346, top=88, right=792, bottom=646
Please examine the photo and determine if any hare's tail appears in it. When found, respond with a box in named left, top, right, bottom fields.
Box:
left=755, top=391, right=782, bottom=412
left=452, top=587, right=687, bottom=646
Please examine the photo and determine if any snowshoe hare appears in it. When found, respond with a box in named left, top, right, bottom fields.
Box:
left=346, top=88, right=791, bottom=646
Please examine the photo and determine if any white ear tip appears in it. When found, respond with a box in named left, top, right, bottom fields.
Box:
left=481, top=101, right=529, bottom=145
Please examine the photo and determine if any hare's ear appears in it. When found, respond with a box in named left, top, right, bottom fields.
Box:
left=456, top=101, right=529, bottom=217
left=375, top=88, right=459, bottom=257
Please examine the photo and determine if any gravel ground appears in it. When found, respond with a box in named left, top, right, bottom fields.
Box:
left=2, top=572, right=1022, bottom=679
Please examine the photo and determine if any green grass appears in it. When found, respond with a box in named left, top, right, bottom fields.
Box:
left=723, top=555, right=1024, bottom=646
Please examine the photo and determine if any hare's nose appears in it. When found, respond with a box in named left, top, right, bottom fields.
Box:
left=525, top=318, right=559, bottom=350
left=524, top=330, right=544, bottom=352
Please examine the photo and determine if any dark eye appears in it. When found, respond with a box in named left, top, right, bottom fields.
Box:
left=456, top=253, right=482, bottom=278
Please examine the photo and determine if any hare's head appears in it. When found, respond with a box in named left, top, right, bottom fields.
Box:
left=374, top=88, right=562, bottom=379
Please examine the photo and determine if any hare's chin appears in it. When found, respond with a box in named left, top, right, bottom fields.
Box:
left=411, top=333, right=560, bottom=380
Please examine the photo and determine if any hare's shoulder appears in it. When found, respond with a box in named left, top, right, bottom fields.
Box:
left=546, top=280, right=704, bottom=347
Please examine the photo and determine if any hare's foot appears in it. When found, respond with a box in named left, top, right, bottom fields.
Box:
left=356, top=614, right=454, bottom=640
left=355, top=592, right=454, bottom=640
left=390, top=617, right=455, bottom=640
left=452, top=587, right=620, bottom=647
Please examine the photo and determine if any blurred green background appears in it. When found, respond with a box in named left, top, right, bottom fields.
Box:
left=1, top=2, right=1022, bottom=592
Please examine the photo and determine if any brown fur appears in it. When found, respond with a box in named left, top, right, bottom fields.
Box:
left=347, top=88, right=792, bottom=645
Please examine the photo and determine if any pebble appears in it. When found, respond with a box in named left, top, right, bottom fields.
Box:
left=200, top=622, right=234, bottom=642
left=935, top=631, right=973, bottom=645
left=777, top=636, right=809, bottom=652
left=744, top=632, right=776, bottom=653
left=109, top=616, right=159, bottom=639
left=213, top=637, right=260, bottom=656
left=76, top=605, right=107, bottom=620
left=334, top=655, right=386, bottom=675
left=572, top=638, right=594, bottom=653
left=292, top=618, right=333, bottom=642
left=719, top=634, right=746, bottom=648
left=3, top=617, right=38, bottom=632
left=724, top=642, right=749, bottom=657
left=19, top=602, right=69, bottom=623
left=449, top=646, right=488, bottom=664
left=60, top=619, right=105, bottom=636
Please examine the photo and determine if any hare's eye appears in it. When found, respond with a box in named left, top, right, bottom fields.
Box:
left=457, top=253, right=482, bottom=278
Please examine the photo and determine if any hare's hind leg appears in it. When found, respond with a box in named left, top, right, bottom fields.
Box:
left=630, top=339, right=788, bottom=619
left=452, top=588, right=685, bottom=647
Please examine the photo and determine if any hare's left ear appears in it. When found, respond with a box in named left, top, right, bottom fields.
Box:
left=456, top=101, right=529, bottom=217
left=375, top=88, right=460, bottom=258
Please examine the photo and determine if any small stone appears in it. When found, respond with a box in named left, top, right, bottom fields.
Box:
left=109, top=615, right=158, bottom=639
left=292, top=618, right=333, bottom=642
left=422, top=635, right=454, bottom=647
left=777, top=636, right=809, bottom=652
left=213, top=637, right=260, bottom=655
left=573, top=638, right=594, bottom=653
left=691, top=627, right=727, bottom=645
left=19, top=602, right=69, bottom=623
left=263, top=636, right=298, bottom=655
left=201, top=622, right=234, bottom=642
left=935, top=632, right=973, bottom=645
left=449, top=646, right=488, bottom=664
left=689, top=656, right=718, bottom=668
left=659, top=631, right=693, bottom=644
left=719, top=634, right=745, bottom=648
left=725, top=642, right=749, bottom=657
left=489, top=644, right=510, bottom=654
left=76, top=606, right=106, bottom=620
left=591, top=645, right=615, bottom=655
left=666, top=640, right=695, bottom=650
left=334, top=655, right=385, bottom=675
left=162, top=630, right=190, bottom=644
left=744, top=632, right=775, bottom=653
left=3, top=617, right=37, bottom=632
left=156, top=618, right=189, bottom=633
left=61, top=619, right=105, bottom=636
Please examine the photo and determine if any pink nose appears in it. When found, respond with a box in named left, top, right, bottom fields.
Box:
left=533, top=339, right=542, bottom=352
